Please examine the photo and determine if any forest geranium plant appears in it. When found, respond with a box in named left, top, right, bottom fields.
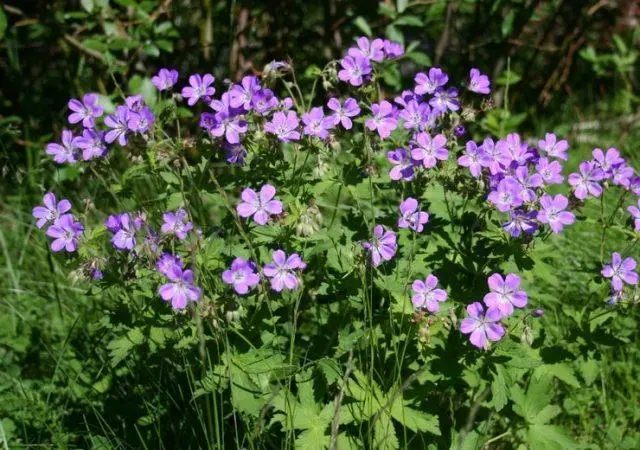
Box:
left=31, top=34, right=640, bottom=447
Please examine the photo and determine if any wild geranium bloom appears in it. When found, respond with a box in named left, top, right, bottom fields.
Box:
left=394, top=90, right=418, bottom=108
left=414, top=68, right=448, bottom=95
left=161, top=209, right=193, bottom=240
left=104, top=105, right=130, bottom=146
left=365, top=101, right=397, bottom=139
left=387, top=148, right=415, bottom=181
left=513, top=166, right=543, bottom=202
left=411, top=275, right=447, bottom=312
left=383, top=39, right=404, bottom=58
left=458, top=140, right=490, bottom=178
left=224, top=143, right=247, bottom=165
left=45, top=214, right=84, bottom=252
left=568, top=161, right=605, bottom=200
left=46, top=130, right=81, bottom=164
left=77, top=129, right=107, bottom=160
left=208, top=92, right=248, bottom=144
left=32, top=192, right=72, bottom=229
left=67, top=93, right=103, bottom=128
left=482, top=137, right=511, bottom=175
left=503, top=209, right=538, bottom=237
left=156, top=253, right=183, bottom=278
left=338, top=54, right=372, bottom=86
left=181, top=73, right=215, bottom=106
left=106, top=213, right=139, bottom=250
left=349, top=36, right=385, bottom=62
left=327, top=97, right=360, bottom=130
left=592, top=147, right=623, bottom=177
left=535, top=157, right=564, bottom=185
left=398, top=197, right=429, bottom=232
left=611, top=162, right=634, bottom=188
left=264, top=111, right=301, bottom=142
left=627, top=200, right=640, bottom=232
left=468, top=68, right=491, bottom=94
left=152, top=68, right=179, bottom=91
left=399, top=100, right=431, bottom=131
left=483, top=273, right=528, bottom=317
left=537, top=194, right=575, bottom=233
left=601, top=252, right=638, bottom=292
left=488, top=178, right=523, bottom=212
left=263, top=250, right=306, bottom=292
left=222, top=258, right=260, bottom=294
left=125, top=95, right=144, bottom=112
left=229, top=75, right=261, bottom=111
left=302, top=107, right=333, bottom=139
left=411, top=132, right=448, bottom=168
left=363, top=225, right=397, bottom=267
left=237, top=184, right=283, bottom=225
left=158, top=266, right=202, bottom=310
left=460, top=302, right=505, bottom=350
left=537, top=133, right=569, bottom=160
left=127, top=107, right=155, bottom=134
left=496, top=133, right=531, bottom=165
left=429, top=88, right=460, bottom=114
left=251, top=88, right=278, bottom=115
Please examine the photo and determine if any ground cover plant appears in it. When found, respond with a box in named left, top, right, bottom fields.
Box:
left=2, top=27, right=638, bottom=449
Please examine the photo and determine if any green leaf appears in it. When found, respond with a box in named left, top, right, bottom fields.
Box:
left=394, top=16, right=423, bottom=27
left=501, top=9, right=515, bottom=37
left=390, top=399, right=440, bottom=435
left=353, top=17, right=372, bottom=37
left=406, top=51, right=431, bottom=66
left=496, top=70, right=522, bottom=86
left=0, top=8, right=8, bottom=40
left=396, top=0, right=409, bottom=13
left=374, top=413, right=399, bottom=449
left=533, top=364, right=580, bottom=388
left=578, top=359, right=599, bottom=386
left=491, top=365, right=509, bottom=411
left=527, top=424, right=576, bottom=450
left=81, top=0, right=95, bottom=12
left=385, top=24, right=404, bottom=46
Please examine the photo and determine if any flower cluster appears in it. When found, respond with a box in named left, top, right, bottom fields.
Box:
left=157, top=253, right=202, bottom=310
left=460, top=273, right=527, bottom=349
left=222, top=250, right=306, bottom=294
left=32, top=193, right=84, bottom=252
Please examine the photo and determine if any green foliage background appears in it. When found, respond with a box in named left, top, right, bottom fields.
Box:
left=1, top=0, right=640, bottom=448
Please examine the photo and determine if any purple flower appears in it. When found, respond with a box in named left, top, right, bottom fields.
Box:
left=348, top=36, right=385, bottom=62
left=104, top=105, right=130, bottom=146
left=387, top=148, right=415, bottom=181
left=161, top=208, right=193, bottom=240
left=237, top=184, right=283, bottom=225
left=399, top=100, right=431, bottom=131
left=592, top=147, right=623, bottom=177
left=76, top=129, right=107, bottom=161
left=537, top=133, right=569, bottom=160
left=152, top=68, right=179, bottom=91
left=535, top=157, right=564, bottom=185
left=252, top=89, right=279, bottom=115
left=263, top=250, right=306, bottom=292
left=458, top=140, right=490, bottom=178
left=513, top=166, right=543, bottom=202
left=125, top=95, right=144, bottom=112
left=468, top=68, right=491, bottom=95
left=363, top=225, right=397, bottom=267
left=460, top=302, right=505, bottom=349
left=338, top=54, right=372, bottom=87
left=224, top=143, right=247, bottom=165
left=611, top=162, right=634, bottom=188
left=394, top=90, right=419, bottom=108
left=158, top=266, right=202, bottom=310
left=181, top=73, right=215, bottom=106
left=32, top=192, right=72, bottom=229
left=264, top=111, right=301, bottom=142
left=482, top=137, right=511, bottom=175
left=127, top=107, right=155, bottom=133
left=429, top=88, right=460, bottom=114
left=46, top=129, right=81, bottom=164
left=454, top=125, right=466, bottom=137
left=327, top=97, right=360, bottom=130
left=411, top=132, right=448, bottom=168
left=503, top=209, right=538, bottom=237
left=601, top=252, right=638, bottom=292
left=488, top=178, right=523, bottom=212
left=496, top=133, right=531, bottom=165
left=67, top=93, right=103, bottom=128
left=365, top=101, right=398, bottom=139
left=414, top=68, right=448, bottom=95
left=627, top=200, right=640, bottom=232
left=568, top=161, right=605, bottom=200
left=483, top=273, right=527, bottom=318
left=398, top=197, right=429, bottom=232
left=383, top=39, right=404, bottom=58
left=222, top=257, right=260, bottom=294
left=156, top=253, right=183, bottom=277
left=207, top=93, right=248, bottom=144
left=411, top=274, right=447, bottom=312
left=302, top=107, right=333, bottom=139
left=537, top=194, right=575, bottom=234
left=229, top=75, right=261, bottom=111
left=45, top=214, right=84, bottom=252
left=106, top=213, right=139, bottom=250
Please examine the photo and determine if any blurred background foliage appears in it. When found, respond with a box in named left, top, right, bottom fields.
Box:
left=1, top=0, right=640, bottom=447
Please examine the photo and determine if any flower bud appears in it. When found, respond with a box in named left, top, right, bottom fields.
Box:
left=532, top=308, right=545, bottom=317
left=296, top=203, right=323, bottom=237
left=454, top=125, right=466, bottom=137
left=461, top=107, right=476, bottom=122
